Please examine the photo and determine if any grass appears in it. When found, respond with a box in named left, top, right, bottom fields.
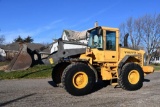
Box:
left=149, top=63, right=160, bottom=71
left=153, top=65, right=160, bottom=71
left=0, top=64, right=53, bottom=79
left=0, top=61, right=160, bottom=80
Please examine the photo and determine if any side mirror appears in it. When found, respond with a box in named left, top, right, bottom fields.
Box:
left=86, top=32, right=90, bottom=40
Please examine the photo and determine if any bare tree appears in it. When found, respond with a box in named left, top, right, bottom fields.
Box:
left=141, top=14, right=160, bottom=65
left=134, top=18, right=143, bottom=49
left=119, top=17, right=142, bottom=49
left=0, top=35, right=5, bottom=45
left=119, top=23, right=126, bottom=44
left=126, top=17, right=135, bottom=48
left=119, top=14, right=160, bottom=65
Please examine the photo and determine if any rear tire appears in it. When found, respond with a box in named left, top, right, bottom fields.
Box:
left=62, top=63, right=95, bottom=96
left=119, top=62, right=144, bottom=91
left=52, top=62, right=70, bottom=87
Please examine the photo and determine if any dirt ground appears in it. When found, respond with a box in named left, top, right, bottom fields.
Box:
left=0, top=72, right=160, bottom=107
left=0, top=65, right=7, bottom=71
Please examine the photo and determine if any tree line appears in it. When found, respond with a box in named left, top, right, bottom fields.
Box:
left=0, top=35, right=34, bottom=44
left=13, top=35, right=33, bottom=43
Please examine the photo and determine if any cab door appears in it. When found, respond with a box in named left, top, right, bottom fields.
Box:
left=104, top=30, right=118, bottom=62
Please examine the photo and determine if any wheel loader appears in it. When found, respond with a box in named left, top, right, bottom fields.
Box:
left=51, top=26, right=154, bottom=96
left=5, top=24, right=154, bottom=96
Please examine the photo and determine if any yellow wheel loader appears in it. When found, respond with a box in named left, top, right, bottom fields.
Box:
left=6, top=25, right=154, bottom=96
left=51, top=26, right=154, bottom=96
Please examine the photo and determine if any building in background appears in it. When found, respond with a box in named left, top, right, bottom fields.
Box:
left=0, top=48, right=6, bottom=61
left=50, top=30, right=88, bottom=53
left=0, top=42, right=50, bottom=60
left=150, top=48, right=160, bottom=64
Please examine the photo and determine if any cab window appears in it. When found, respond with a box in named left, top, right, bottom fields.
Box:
left=106, top=31, right=116, bottom=50
left=88, top=29, right=103, bottom=49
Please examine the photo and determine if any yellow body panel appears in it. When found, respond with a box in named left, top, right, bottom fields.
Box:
left=104, top=51, right=118, bottom=62
left=91, top=49, right=105, bottom=62
left=119, top=48, right=145, bottom=62
left=101, top=66, right=112, bottom=80
left=142, top=66, right=154, bottom=74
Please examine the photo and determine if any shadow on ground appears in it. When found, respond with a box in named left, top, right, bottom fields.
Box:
left=91, top=80, right=110, bottom=93
left=0, top=93, right=36, bottom=106
left=48, top=78, right=151, bottom=95
left=48, top=80, right=111, bottom=95
left=143, top=78, right=150, bottom=82
left=48, top=81, right=58, bottom=87
left=18, top=67, right=52, bottom=78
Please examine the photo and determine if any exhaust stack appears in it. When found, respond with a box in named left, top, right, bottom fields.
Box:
left=124, top=33, right=129, bottom=47
left=95, top=21, right=98, bottom=27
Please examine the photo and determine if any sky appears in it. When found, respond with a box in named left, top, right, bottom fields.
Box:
left=0, top=0, right=160, bottom=44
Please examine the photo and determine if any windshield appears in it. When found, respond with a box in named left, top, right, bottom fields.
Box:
left=88, top=29, right=103, bottom=49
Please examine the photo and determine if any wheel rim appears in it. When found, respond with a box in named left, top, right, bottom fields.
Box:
left=72, top=72, right=88, bottom=89
left=128, top=70, right=140, bottom=84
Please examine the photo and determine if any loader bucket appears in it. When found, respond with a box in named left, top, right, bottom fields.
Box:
left=5, top=44, right=32, bottom=72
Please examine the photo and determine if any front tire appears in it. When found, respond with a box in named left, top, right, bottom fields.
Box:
left=62, top=63, right=95, bottom=96
left=119, top=62, right=144, bottom=91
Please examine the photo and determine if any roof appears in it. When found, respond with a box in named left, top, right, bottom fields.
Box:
left=62, top=26, right=111, bottom=41
left=63, top=30, right=88, bottom=40
left=0, top=42, right=50, bottom=53
left=0, top=43, right=20, bottom=51
left=101, top=26, right=119, bottom=31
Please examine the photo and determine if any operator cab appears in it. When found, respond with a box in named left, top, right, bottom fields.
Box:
left=87, top=27, right=117, bottom=51
left=86, top=26, right=119, bottom=62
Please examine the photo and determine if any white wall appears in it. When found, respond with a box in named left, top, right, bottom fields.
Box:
left=50, top=42, right=58, bottom=53
left=0, top=48, right=6, bottom=61
left=62, top=32, right=69, bottom=41
left=150, top=57, right=160, bottom=64
left=63, top=43, right=86, bottom=49
left=79, top=39, right=88, bottom=44
left=0, top=48, right=6, bottom=57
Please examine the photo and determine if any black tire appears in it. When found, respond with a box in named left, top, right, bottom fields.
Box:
left=62, top=63, right=95, bottom=96
left=119, top=62, right=144, bottom=91
left=52, top=62, right=70, bottom=87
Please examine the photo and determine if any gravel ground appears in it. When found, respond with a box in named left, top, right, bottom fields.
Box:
left=0, top=72, right=160, bottom=107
